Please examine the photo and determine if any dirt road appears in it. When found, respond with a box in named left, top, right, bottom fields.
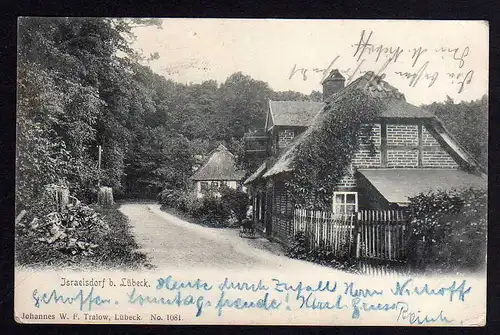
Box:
left=119, top=203, right=344, bottom=275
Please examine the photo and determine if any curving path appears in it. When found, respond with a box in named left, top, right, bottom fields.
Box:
left=119, top=203, right=346, bottom=275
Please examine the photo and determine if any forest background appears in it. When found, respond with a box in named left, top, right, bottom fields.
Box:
left=16, top=17, right=488, bottom=211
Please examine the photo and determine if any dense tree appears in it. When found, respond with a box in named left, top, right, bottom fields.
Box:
left=216, top=72, right=272, bottom=139
left=124, top=127, right=193, bottom=198
left=17, top=18, right=114, bottom=206
left=17, top=17, right=163, bottom=205
left=422, top=95, right=488, bottom=170
left=271, top=89, right=322, bottom=102
left=17, top=17, right=381, bottom=207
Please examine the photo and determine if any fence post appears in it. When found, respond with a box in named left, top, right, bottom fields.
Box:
left=355, top=212, right=361, bottom=259
left=405, top=208, right=417, bottom=270
left=350, top=212, right=359, bottom=259
left=308, top=210, right=313, bottom=251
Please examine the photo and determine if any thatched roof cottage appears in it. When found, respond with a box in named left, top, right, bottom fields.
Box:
left=191, top=144, right=246, bottom=198
left=244, top=70, right=486, bottom=242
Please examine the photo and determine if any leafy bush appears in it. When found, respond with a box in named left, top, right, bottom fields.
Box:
left=17, top=202, right=109, bottom=257
left=192, top=193, right=232, bottom=227
left=15, top=189, right=150, bottom=269
left=159, top=185, right=248, bottom=227
left=407, top=187, right=487, bottom=273
left=286, top=231, right=359, bottom=273
left=159, top=188, right=193, bottom=209
left=158, top=188, right=182, bottom=207
left=220, top=186, right=250, bottom=223
left=159, top=188, right=203, bottom=217
left=286, top=231, right=309, bottom=260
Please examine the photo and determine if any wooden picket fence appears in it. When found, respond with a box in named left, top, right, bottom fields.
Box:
left=292, top=208, right=411, bottom=274
left=357, top=209, right=409, bottom=261
left=293, top=209, right=357, bottom=258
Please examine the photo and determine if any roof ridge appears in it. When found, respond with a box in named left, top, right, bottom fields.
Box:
left=269, top=99, right=324, bottom=103
left=216, top=144, right=228, bottom=151
left=191, top=146, right=245, bottom=181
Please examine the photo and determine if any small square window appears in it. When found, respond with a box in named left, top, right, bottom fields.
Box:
left=332, top=192, right=358, bottom=214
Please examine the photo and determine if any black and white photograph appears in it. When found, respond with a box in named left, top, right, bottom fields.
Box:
left=14, top=18, right=488, bottom=326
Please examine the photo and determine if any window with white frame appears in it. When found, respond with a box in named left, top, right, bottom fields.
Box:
left=333, top=192, right=358, bottom=214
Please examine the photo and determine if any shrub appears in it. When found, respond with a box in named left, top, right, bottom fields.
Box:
left=158, top=187, right=203, bottom=218
left=158, top=188, right=184, bottom=208
left=159, top=184, right=248, bottom=227
left=176, top=191, right=200, bottom=214
left=15, top=188, right=150, bottom=269
left=407, top=187, right=487, bottom=273
left=159, top=184, right=250, bottom=227
left=286, top=231, right=359, bottom=273
left=192, top=193, right=232, bottom=227
left=220, top=186, right=250, bottom=223
left=286, top=231, right=309, bottom=260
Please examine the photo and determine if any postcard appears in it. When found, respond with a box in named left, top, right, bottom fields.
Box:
left=15, top=18, right=488, bottom=326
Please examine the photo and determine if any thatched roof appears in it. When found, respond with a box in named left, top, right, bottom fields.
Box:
left=243, top=162, right=267, bottom=185
left=267, top=73, right=432, bottom=133
left=190, top=144, right=246, bottom=181
left=262, top=72, right=440, bottom=179
left=262, top=126, right=309, bottom=178
left=381, top=99, right=434, bottom=118
left=325, top=73, right=434, bottom=118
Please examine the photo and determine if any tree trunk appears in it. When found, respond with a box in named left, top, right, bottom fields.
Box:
left=57, top=186, right=70, bottom=211
left=97, top=186, right=114, bottom=208
left=45, top=184, right=69, bottom=212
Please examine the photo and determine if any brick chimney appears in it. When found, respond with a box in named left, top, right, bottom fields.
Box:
left=322, top=69, right=345, bottom=101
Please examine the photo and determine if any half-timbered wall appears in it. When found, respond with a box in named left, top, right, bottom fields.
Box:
left=258, top=120, right=462, bottom=243
left=334, top=121, right=460, bottom=191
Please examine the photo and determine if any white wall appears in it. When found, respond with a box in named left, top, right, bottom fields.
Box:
left=195, top=180, right=245, bottom=199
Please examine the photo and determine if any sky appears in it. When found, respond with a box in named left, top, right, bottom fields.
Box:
left=131, top=19, right=488, bottom=106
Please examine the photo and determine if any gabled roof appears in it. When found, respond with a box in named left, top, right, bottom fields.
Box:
left=190, top=144, right=246, bottom=181
left=267, top=100, right=325, bottom=129
left=264, top=73, right=433, bottom=132
left=328, top=72, right=433, bottom=118
left=261, top=71, right=482, bottom=179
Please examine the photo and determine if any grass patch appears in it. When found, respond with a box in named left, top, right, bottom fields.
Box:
left=91, top=205, right=153, bottom=270
left=160, top=205, right=239, bottom=229
left=160, top=205, right=197, bottom=224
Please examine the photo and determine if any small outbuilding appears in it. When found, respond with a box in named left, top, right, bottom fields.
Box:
left=190, top=144, right=246, bottom=198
